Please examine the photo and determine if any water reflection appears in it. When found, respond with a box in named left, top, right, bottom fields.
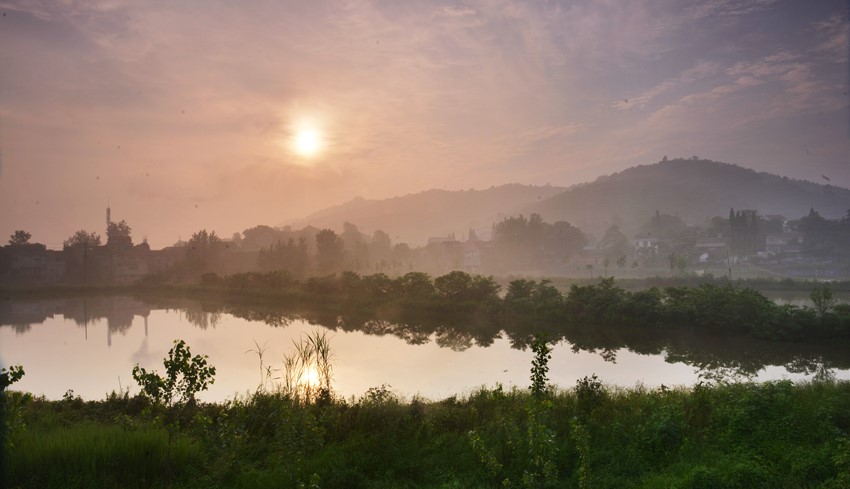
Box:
left=1, top=294, right=848, bottom=400
left=164, top=297, right=850, bottom=381
left=0, top=296, right=223, bottom=344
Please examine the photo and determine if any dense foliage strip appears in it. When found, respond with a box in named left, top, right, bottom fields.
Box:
left=132, top=271, right=850, bottom=342
left=3, top=380, right=849, bottom=488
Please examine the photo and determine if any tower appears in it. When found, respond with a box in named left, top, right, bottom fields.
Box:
left=106, top=205, right=111, bottom=230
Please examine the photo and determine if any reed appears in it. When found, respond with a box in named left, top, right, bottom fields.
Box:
left=277, top=330, right=335, bottom=403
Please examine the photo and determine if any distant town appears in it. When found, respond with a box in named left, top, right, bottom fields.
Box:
left=2, top=204, right=850, bottom=286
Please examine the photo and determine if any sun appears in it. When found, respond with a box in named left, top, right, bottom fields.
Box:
left=293, top=128, right=322, bottom=157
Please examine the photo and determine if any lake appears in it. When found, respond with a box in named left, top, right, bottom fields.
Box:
left=2, top=294, right=849, bottom=402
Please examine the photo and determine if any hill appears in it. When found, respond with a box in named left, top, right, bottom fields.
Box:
left=526, top=158, right=850, bottom=237
left=293, top=158, right=850, bottom=244
left=292, top=184, right=566, bottom=246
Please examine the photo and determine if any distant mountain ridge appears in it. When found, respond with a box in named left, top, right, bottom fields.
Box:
left=293, top=159, right=850, bottom=245
left=293, top=184, right=567, bottom=246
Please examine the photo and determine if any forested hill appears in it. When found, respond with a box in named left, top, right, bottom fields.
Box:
left=527, top=158, right=850, bottom=237
left=292, top=184, right=566, bottom=246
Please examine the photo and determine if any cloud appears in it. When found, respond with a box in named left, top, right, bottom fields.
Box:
left=812, top=12, right=849, bottom=63
left=437, top=5, right=477, bottom=18
left=684, top=0, right=779, bottom=22
left=613, top=60, right=722, bottom=110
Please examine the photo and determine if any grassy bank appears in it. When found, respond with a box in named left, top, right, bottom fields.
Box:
left=4, top=379, right=850, bottom=488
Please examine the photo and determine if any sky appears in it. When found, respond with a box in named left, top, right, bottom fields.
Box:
left=1, top=0, right=848, bottom=248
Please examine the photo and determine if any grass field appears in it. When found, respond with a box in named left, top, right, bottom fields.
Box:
left=4, top=378, right=849, bottom=488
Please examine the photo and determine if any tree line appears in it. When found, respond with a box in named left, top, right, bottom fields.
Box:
left=181, top=271, right=850, bottom=343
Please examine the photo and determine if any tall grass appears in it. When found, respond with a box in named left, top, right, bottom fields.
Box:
left=4, top=380, right=849, bottom=488
left=277, top=330, right=334, bottom=403
left=7, top=423, right=202, bottom=488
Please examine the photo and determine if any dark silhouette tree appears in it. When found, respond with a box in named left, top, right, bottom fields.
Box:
left=8, top=230, right=31, bottom=245
left=63, top=230, right=101, bottom=248
left=394, top=271, right=435, bottom=299
left=107, top=220, right=132, bottom=242
left=185, top=230, right=225, bottom=274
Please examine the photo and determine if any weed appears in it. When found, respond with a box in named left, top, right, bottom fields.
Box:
left=530, top=334, right=552, bottom=400
left=575, top=374, right=604, bottom=414
left=279, top=330, right=335, bottom=404
left=132, top=339, right=216, bottom=407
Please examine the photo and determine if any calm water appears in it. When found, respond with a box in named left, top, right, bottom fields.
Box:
left=1, top=295, right=848, bottom=402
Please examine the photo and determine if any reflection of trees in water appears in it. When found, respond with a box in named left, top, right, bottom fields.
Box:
left=352, top=319, right=432, bottom=346
left=0, top=299, right=64, bottom=332
left=238, top=310, right=293, bottom=327
left=434, top=326, right=474, bottom=351
left=182, top=307, right=222, bottom=330
left=0, top=296, right=151, bottom=343
left=109, top=295, right=850, bottom=378
left=6, top=323, right=33, bottom=334
left=659, top=329, right=847, bottom=379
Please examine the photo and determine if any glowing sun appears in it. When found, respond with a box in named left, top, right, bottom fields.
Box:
left=293, top=129, right=322, bottom=157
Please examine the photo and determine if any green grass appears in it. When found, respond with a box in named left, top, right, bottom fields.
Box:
left=4, top=380, right=850, bottom=488
left=6, top=422, right=203, bottom=488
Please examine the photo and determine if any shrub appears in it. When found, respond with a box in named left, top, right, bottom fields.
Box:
left=132, top=340, right=216, bottom=407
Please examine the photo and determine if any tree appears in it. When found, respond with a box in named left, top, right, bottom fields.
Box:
left=433, top=271, right=499, bottom=303
left=811, top=284, right=836, bottom=318
left=63, top=230, right=101, bottom=248
left=370, top=229, right=392, bottom=265
left=392, top=243, right=412, bottom=270
left=107, top=220, right=131, bottom=239
left=506, top=279, right=536, bottom=302
left=668, top=253, right=688, bottom=276
left=231, top=232, right=243, bottom=249
left=8, top=230, right=31, bottom=246
left=395, top=271, right=434, bottom=298
left=241, top=225, right=280, bottom=249
left=616, top=255, right=627, bottom=272
left=493, top=214, right=587, bottom=272
left=599, top=225, right=631, bottom=260
left=184, top=230, right=225, bottom=274
left=341, top=222, right=366, bottom=249
left=546, top=221, right=587, bottom=257
left=315, top=229, right=345, bottom=274
left=257, top=236, right=308, bottom=276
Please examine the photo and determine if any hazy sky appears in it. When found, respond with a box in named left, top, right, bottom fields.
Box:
left=1, top=0, right=848, bottom=248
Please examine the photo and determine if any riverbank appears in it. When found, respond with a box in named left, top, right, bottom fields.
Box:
left=4, top=379, right=849, bottom=488
left=4, top=273, right=850, bottom=298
